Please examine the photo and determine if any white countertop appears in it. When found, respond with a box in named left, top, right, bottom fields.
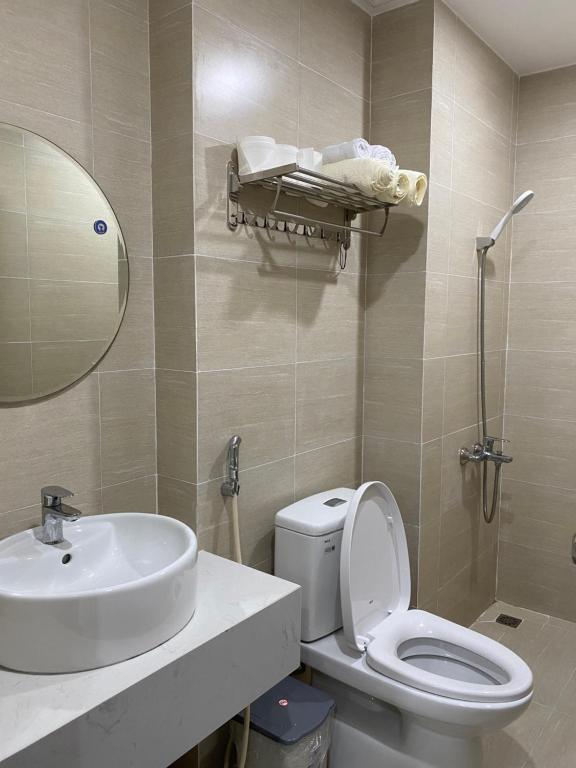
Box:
left=0, top=552, right=301, bottom=766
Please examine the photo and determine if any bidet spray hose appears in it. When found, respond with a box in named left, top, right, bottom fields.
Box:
left=223, top=488, right=250, bottom=768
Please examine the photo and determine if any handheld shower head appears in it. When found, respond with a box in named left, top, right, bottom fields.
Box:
left=478, top=190, right=535, bottom=249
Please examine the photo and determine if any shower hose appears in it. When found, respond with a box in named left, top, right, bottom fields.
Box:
left=223, top=494, right=250, bottom=768
left=479, top=246, right=501, bottom=525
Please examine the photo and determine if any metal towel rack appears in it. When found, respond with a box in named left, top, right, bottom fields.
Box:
left=226, top=160, right=395, bottom=266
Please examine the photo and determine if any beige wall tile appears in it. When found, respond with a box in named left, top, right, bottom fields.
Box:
left=152, top=133, right=194, bottom=258
left=194, top=8, right=299, bottom=145
left=364, top=358, right=423, bottom=442
left=440, top=422, right=482, bottom=519
left=437, top=544, right=497, bottom=626
left=511, top=211, right=576, bottom=283
left=445, top=275, right=505, bottom=356
left=423, top=271, right=448, bottom=359
left=518, top=65, right=576, bottom=145
left=297, top=272, right=364, bottom=362
left=199, top=0, right=300, bottom=59
left=363, top=436, right=421, bottom=526
left=443, top=351, right=503, bottom=434
left=197, top=458, right=294, bottom=566
left=418, top=519, right=440, bottom=606
left=0, top=0, right=91, bottom=123
left=515, top=136, right=576, bottom=214
left=0, top=211, right=27, bottom=278
left=0, top=343, right=33, bottom=401
left=150, top=0, right=190, bottom=21
left=295, top=438, right=361, bottom=501
left=92, top=0, right=149, bottom=19
left=197, top=365, right=295, bottom=481
left=92, top=53, right=151, bottom=141
left=373, top=0, right=434, bottom=65
left=506, top=350, right=576, bottom=421
left=31, top=340, right=105, bottom=397
left=100, top=370, right=156, bottom=487
left=452, top=16, right=515, bottom=139
left=299, top=67, right=369, bottom=149
left=150, top=2, right=193, bottom=162
left=422, top=357, right=444, bottom=442
left=452, top=106, right=511, bottom=211
left=0, top=277, right=30, bottom=342
left=509, top=282, right=576, bottom=353
left=301, top=0, right=370, bottom=98
left=0, top=100, right=92, bottom=171
left=449, top=192, right=509, bottom=281
left=30, top=278, right=116, bottom=347
left=157, top=369, right=197, bottom=484
left=371, top=90, right=432, bottom=174
left=158, top=475, right=197, bottom=528
left=154, top=255, right=196, bottom=371
left=196, top=256, right=297, bottom=370
left=0, top=140, right=26, bottom=212
left=102, top=475, right=157, bottom=514
left=367, top=206, right=428, bottom=275
left=421, top=437, right=442, bottom=524
left=0, top=374, right=101, bottom=515
left=372, top=49, right=432, bottom=103
left=429, top=90, right=453, bottom=189
left=90, top=1, right=149, bottom=76
left=365, top=272, right=426, bottom=359
left=99, top=256, right=154, bottom=371
left=296, top=358, right=362, bottom=452
left=498, top=541, right=576, bottom=623
left=504, top=415, right=576, bottom=490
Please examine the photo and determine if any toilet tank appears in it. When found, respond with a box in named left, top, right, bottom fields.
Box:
left=275, top=488, right=354, bottom=642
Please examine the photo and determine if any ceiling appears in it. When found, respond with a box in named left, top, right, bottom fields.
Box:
left=443, top=0, right=576, bottom=75
left=352, top=0, right=576, bottom=76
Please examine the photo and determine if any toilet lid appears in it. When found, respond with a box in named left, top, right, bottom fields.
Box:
left=340, top=481, right=411, bottom=653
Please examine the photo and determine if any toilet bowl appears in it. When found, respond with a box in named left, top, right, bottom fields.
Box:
left=275, top=481, right=533, bottom=768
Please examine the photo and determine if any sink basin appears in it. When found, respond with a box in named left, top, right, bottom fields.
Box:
left=0, top=513, right=197, bottom=673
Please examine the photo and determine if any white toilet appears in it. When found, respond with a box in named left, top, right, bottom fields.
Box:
left=275, top=481, right=533, bottom=768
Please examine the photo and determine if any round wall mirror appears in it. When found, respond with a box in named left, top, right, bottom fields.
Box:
left=0, top=123, right=129, bottom=404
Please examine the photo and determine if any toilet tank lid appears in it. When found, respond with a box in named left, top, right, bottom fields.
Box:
left=275, top=488, right=355, bottom=536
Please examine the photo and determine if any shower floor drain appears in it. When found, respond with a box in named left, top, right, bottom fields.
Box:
left=496, top=613, right=523, bottom=628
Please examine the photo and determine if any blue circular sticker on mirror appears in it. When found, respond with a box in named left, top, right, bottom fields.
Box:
left=94, top=219, right=108, bottom=235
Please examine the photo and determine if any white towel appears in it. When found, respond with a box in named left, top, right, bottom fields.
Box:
left=370, top=145, right=397, bottom=168
left=321, top=138, right=371, bottom=165
left=400, top=170, right=428, bottom=206
left=321, top=158, right=406, bottom=202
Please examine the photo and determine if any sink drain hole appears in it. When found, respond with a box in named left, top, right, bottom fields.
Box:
left=62, top=554, right=72, bottom=564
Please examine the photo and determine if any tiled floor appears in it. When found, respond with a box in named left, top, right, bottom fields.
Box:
left=472, top=601, right=576, bottom=768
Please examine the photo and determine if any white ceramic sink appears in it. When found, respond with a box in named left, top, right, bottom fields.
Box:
left=0, top=513, right=197, bottom=673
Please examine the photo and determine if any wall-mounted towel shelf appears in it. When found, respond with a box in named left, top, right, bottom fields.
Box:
left=226, top=160, right=395, bottom=258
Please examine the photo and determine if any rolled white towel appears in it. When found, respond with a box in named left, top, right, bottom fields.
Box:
left=370, top=145, right=397, bottom=167
left=400, top=169, right=428, bottom=206
left=373, top=169, right=410, bottom=204
left=321, top=157, right=397, bottom=198
left=321, top=138, right=371, bottom=165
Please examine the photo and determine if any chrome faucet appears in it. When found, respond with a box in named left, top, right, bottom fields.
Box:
left=459, top=436, right=513, bottom=467
left=40, top=486, right=82, bottom=545
left=221, top=435, right=242, bottom=497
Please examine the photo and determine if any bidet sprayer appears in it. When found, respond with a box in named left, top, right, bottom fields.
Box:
left=221, top=435, right=242, bottom=497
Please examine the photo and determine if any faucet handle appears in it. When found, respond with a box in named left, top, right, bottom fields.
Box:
left=41, top=486, right=74, bottom=507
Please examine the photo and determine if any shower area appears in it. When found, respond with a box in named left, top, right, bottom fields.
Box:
left=362, top=0, right=576, bottom=630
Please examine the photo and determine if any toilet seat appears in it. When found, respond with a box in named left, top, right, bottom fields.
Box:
left=339, top=482, right=533, bottom=705
left=366, top=609, right=533, bottom=703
